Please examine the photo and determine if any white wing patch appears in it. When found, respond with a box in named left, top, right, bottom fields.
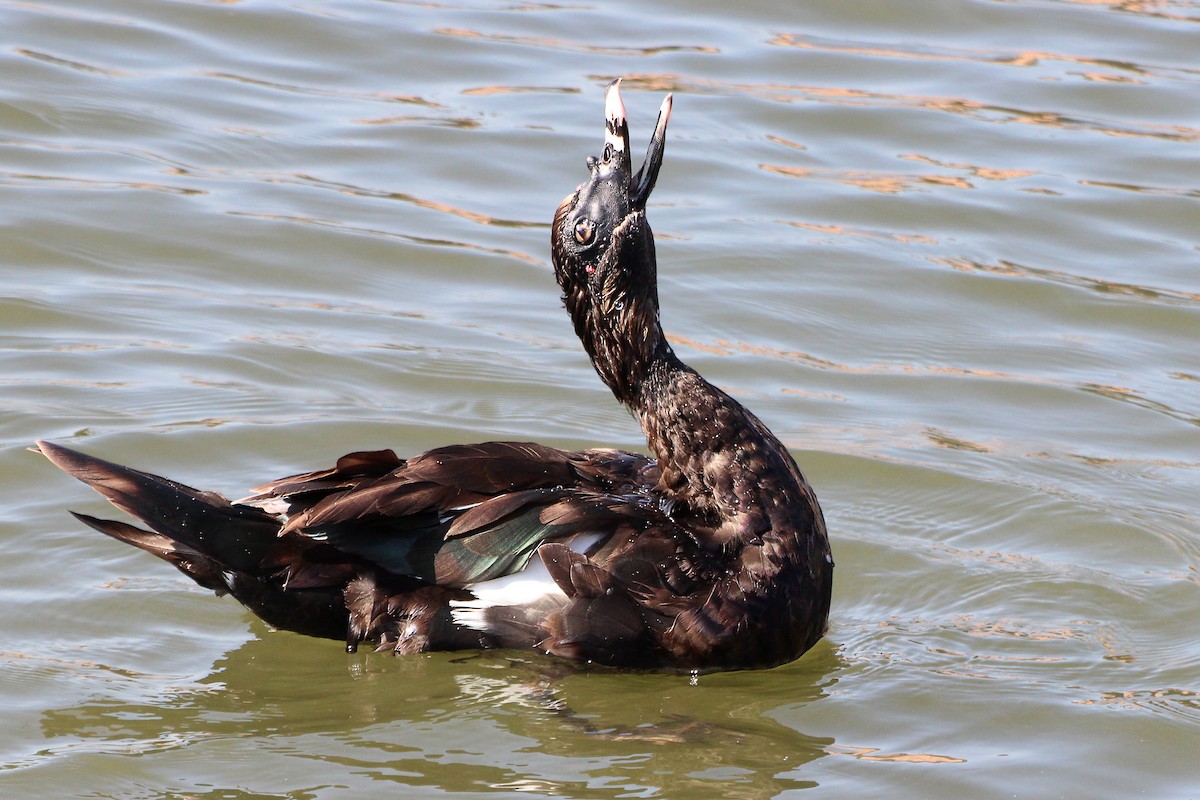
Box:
left=449, top=532, right=604, bottom=633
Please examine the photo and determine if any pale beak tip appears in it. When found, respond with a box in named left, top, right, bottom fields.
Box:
left=605, top=79, right=627, bottom=124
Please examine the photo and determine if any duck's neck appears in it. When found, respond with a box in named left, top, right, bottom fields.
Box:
left=556, top=212, right=815, bottom=541
left=637, top=351, right=805, bottom=535
left=580, top=299, right=810, bottom=543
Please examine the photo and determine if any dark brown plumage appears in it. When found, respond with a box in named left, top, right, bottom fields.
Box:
left=37, top=80, right=832, bottom=672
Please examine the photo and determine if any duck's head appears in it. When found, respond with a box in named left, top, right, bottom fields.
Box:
left=552, top=80, right=673, bottom=401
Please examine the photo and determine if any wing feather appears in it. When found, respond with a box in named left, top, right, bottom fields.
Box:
left=236, top=442, right=669, bottom=594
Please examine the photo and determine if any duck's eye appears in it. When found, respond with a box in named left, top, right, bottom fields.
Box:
left=574, top=218, right=594, bottom=245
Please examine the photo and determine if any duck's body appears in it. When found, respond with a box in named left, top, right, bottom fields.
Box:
left=38, top=82, right=832, bottom=672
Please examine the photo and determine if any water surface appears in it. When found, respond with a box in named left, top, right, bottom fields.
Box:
left=2, top=0, right=1198, bottom=797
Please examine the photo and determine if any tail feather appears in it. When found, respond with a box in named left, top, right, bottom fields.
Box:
left=70, top=511, right=231, bottom=593
left=36, top=440, right=280, bottom=574
left=38, top=440, right=376, bottom=643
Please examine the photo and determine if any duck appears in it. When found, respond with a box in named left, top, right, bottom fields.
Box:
left=36, top=80, right=833, bottom=673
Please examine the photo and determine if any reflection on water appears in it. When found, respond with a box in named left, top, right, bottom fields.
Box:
left=32, top=629, right=840, bottom=799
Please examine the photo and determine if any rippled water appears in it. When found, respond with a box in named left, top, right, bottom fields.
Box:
left=2, top=0, right=1198, bottom=797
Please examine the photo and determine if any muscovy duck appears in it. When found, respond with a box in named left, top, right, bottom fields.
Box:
left=37, top=80, right=832, bottom=672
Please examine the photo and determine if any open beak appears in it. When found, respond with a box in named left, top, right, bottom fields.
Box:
left=603, top=79, right=672, bottom=211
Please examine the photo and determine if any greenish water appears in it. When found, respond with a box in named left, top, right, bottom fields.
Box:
left=2, top=0, right=1198, bottom=797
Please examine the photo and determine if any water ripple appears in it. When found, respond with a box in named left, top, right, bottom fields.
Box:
left=766, top=32, right=1200, bottom=82
left=288, top=174, right=542, bottom=228
left=434, top=27, right=719, bottom=56
left=15, top=48, right=124, bottom=76
left=227, top=211, right=542, bottom=266
left=935, top=257, right=1200, bottom=307
left=612, top=73, right=1200, bottom=141
left=0, top=168, right=204, bottom=195
left=202, top=71, right=439, bottom=107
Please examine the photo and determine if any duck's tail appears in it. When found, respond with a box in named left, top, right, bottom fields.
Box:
left=35, top=440, right=280, bottom=576
left=35, top=440, right=349, bottom=639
